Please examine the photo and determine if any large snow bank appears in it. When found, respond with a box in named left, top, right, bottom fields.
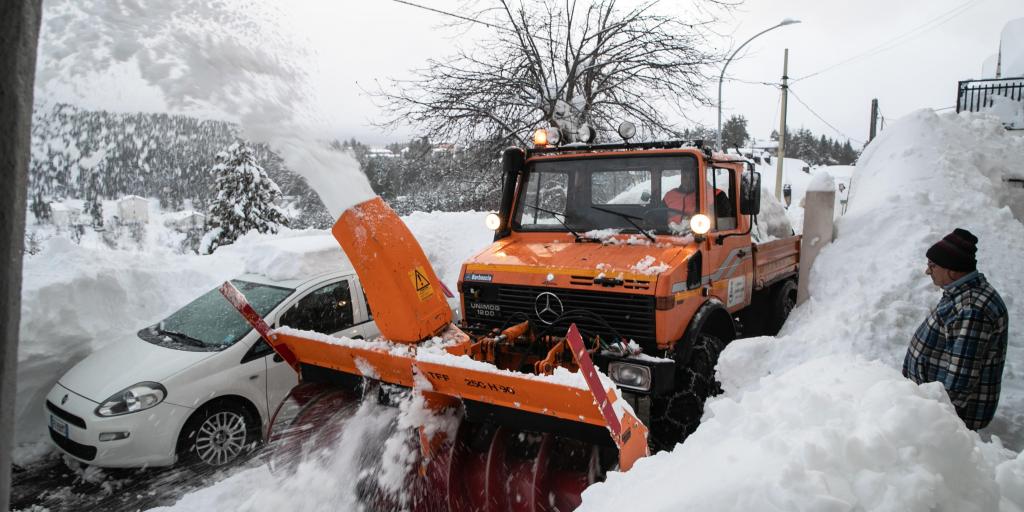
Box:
left=15, top=237, right=240, bottom=461
left=582, top=110, right=1024, bottom=510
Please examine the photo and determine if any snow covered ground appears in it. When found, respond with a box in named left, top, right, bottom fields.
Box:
left=582, top=111, right=1024, bottom=511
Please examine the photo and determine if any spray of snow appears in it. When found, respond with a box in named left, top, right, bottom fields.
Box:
left=37, top=0, right=374, bottom=218
left=581, top=110, right=1024, bottom=510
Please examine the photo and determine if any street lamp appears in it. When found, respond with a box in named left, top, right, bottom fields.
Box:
left=716, top=18, right=800, bottom=153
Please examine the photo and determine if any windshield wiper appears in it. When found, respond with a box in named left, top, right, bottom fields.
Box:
left=156, top=326, right=206, bottom=348
left=590, top=206, right=657, bottom=243
left=526, top=203, right=598, bottom=242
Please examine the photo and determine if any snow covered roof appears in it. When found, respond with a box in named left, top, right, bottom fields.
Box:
left=164, top=210, right=205, bottom=221
left=118, top=195, right=147, bottom=203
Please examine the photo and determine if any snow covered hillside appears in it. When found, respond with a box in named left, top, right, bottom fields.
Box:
left=14, top=210, right=489, bottom=463
left=581, top=111, right=1024, bottom=511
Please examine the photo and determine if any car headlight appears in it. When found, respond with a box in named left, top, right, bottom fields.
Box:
left=95, top=382, right=167, bottom=417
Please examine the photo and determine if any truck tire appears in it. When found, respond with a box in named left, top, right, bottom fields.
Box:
left=649, top=333, right=725, bottom=452
left=765, top=279, right=797, bottom=335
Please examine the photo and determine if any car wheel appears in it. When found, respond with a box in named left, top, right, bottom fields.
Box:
left=178, top=400, right=258, bottom=469
left=649, top=333, right=725, bottom=452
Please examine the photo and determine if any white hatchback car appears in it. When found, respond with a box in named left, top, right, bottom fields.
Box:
left=45, top=269, right=387, bottom=469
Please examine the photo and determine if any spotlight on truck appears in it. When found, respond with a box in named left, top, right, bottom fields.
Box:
left=484, top=213, right=501, bottom=231
left=690, top=214, right=711, bottom=235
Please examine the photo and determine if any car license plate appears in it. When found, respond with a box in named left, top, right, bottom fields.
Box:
left=50, top=414, right=68, bottom=438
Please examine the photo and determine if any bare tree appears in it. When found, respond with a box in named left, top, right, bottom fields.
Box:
left=377, top=0, right=729, bottom=146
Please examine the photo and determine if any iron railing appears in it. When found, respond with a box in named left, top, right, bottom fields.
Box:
left=956, top=77, right=1024, bottom=129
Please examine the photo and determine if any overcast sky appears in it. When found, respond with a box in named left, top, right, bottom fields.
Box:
left=50, top=0, right=1024, bottom=147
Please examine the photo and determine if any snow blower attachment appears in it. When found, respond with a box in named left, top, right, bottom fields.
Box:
left=222, top=196, right=649, bottom=510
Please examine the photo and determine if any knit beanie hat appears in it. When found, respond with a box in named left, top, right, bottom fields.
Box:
left=926, top=228, right=978, bottom=272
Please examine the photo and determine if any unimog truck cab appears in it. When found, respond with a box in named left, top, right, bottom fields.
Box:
left=458, top=134, right=801, bottom=449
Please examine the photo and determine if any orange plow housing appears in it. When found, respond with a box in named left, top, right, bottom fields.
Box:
left=239, top=197, right=650, bottom=510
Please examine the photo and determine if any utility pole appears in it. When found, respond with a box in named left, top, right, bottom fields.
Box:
left=775, top=48, right=789, bottom=201
left=869, top=98, right=879, bottom=143
left=1, top=1, right=43, bottom=509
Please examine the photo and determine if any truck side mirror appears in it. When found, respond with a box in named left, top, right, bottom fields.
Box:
left=640, top=191, right=651, bottom=203
left=496, top=147, right=526, bottom=241
left=740, top=170, right=761, bottom=216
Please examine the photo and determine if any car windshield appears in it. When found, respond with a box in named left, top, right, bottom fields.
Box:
left=513, top=154, right=699, bottom=236
left=151, top=280, right=293, bottom=350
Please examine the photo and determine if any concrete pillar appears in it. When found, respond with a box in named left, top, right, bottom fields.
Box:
left=797, top=189, right=836, bottom=305
left=1, top=1, right=43, bottom=509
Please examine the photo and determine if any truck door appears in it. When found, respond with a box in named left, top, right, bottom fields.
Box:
left=705, top=165, right=753, bottom=311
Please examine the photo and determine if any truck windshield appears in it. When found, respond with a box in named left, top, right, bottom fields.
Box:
left=514, top=155, right=699, bottom=235
left=142, top=280, right=293, bottom=351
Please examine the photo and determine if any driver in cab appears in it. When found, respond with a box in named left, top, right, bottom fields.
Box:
left=662, top=177, right=697, bottom=226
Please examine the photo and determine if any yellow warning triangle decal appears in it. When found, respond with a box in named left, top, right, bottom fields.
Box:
left=414, top=269, right=430, bottom=291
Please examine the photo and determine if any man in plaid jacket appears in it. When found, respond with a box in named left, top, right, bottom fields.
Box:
left=903, top=228, right=1008, bottom=430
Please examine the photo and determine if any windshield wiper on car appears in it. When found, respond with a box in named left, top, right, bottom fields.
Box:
left=590, top=206, right=657, bottom=243
left=526, top=203, right=599, bottom=242
left=156, top=326, right=207, bottom=348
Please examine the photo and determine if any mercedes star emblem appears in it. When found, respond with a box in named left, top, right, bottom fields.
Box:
left=61, top=394, right=69, bottom=405
left=534, top=291, right=564, bottom=324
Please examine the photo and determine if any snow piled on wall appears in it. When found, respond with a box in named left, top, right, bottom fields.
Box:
left=581, top=110, right=1024, bottom=510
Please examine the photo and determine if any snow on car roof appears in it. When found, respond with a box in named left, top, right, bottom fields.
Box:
left=235, top=231, right=355, bottom=284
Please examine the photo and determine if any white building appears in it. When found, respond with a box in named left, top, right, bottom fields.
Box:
left=117, top=195, right=149, bottom=224
left=49, top=202, right=80, bottom=227
left=163, top=210, right=206, bottom=231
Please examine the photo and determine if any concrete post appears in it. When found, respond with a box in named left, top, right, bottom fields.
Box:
left=1, top=1, right=43, bottom=509
left=796, top=189, right=836, bottom=305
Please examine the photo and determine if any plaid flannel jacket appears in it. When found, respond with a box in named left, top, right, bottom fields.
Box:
left=903, top=272, right=1008, bottom=430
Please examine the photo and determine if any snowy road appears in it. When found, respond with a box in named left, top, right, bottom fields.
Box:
left=11, top=452, right=259, bottom=511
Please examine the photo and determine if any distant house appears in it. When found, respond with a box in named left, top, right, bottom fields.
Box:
left=432, top=143, right=460, bottom=155
left=117, top=195, right=149, bottom=224
left=367, top=148, right=396, bottom=158
left=164, top=210, right=206, bottom=231
left=49, top=202, right=80, bottom=227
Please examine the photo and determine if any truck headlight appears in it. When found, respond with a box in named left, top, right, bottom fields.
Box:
left=484, top=213, right=501, bottom=231
left=690, top=214, right=711, bottom=235
left=608, top=362, right=652, bottom=391
left=95, top=382, right=167, bottom=417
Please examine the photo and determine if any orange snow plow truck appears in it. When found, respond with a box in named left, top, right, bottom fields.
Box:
left=223, top=135, right=800, bottom=511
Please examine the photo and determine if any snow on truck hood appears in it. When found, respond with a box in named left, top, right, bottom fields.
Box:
left=58, top=335, right=214, bottom=403
left=464, top=236, right=695, bottom=282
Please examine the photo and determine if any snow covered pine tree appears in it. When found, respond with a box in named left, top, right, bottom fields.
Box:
left=201, top=141, right=288, bottom=254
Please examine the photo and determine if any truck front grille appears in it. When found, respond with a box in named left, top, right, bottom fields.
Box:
left=463, top=284, right=657, bottom=351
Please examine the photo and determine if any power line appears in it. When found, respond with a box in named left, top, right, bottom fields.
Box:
left=793, top=0, right=985, bottom=83
left=787, top=86, right=864, bottom=145
left=391, top=0, right=557, bottom=43
left=391, top=0, right=505, bottom=31
left=723, top=75, right=780, bottom=88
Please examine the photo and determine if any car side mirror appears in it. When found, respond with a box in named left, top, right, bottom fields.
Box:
left=740, top=170, right=761, bottom=216
left=640, top=191, right=651, bottom=203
